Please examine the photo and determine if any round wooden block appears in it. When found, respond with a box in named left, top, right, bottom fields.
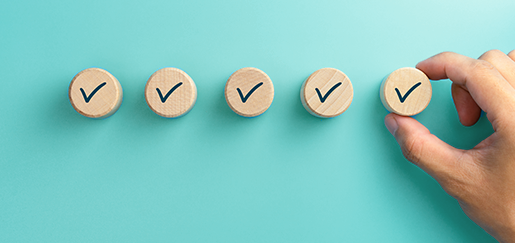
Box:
left=380, top=67, right=432, bottom=116
left=225, top=67, right=274, bottom=117
left=145, top=68, right=197, bottom=118
left=300, top=68, right=353, bottom=118
left=69, top=68, right=123, bottom=119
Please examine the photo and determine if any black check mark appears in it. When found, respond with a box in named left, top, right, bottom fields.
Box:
left=395, top=82, right=422, bottom=103
left=315, top=82, right=342, bottom=103
left=80, top=82, right=107, bottom=103
left=237, top=82, right=263, bottom=103
left=156, top=82, right=183, bottom=103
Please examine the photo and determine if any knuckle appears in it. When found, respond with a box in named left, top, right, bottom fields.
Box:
left=471, top=59, right=496, bottom=72
left=508, top=50, right=515, bottom=58
left=402, top=135, right=424, bottom=165
left=480, top=49, right=504, bottom=60
left=437, top=51, right=456, bottom=59
left=440, top=179, right=467, bottom=200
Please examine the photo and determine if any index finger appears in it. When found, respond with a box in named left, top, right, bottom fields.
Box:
left=416, top=52, right=515, bottom=131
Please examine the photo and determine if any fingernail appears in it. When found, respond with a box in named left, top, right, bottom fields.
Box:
left=385, top=114, right=399, bottom=135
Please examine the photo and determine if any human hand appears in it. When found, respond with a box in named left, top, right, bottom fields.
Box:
left=384, top=50, right=515, bottom=242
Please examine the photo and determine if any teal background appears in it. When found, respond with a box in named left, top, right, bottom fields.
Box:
left=1, top=0, right=513, bottom=242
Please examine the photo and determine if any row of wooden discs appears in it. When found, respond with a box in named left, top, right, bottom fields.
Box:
left=69, top=67, right=432, bottom=118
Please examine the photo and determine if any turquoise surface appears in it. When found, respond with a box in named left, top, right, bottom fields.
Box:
left=1, top=0, right=513, bottom=242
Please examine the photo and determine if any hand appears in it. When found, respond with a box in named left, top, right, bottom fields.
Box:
left=384, top=50, right=515, bottom=243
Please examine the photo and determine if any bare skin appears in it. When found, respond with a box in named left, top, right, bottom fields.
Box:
left=385, top=50, right=515, bottom=242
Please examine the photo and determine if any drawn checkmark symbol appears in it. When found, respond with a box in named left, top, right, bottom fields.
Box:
left=156, top=82, right=183, bottom=103
left=237, top=82, right=263, bottom=103
left=315, top=82, right=342, bottom=103
left=395, top=82, right=422, bottom=103
left=80, top=82, right=107, bottom=103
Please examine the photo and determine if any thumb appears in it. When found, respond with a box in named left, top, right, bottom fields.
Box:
left=385, top=113, right=463, bottom=179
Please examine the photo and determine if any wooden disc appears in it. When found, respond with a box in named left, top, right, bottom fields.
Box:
left=380, top=67, right=432, bottom=116
left=301, top=68, right=353, bottom=118
left=225, top=67, right=274, bottom=117
left=69, top=68, right=123, bottom=119
left=145, top=68, right=197, bottom=118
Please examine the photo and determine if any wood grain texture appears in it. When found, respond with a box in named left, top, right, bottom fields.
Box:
left=380, top=67, right=432, bottom=116
left=301, top=68, right=353, bottom=118
left=145, top=68, right=197, bottom=118
left=225, top=67, right=274, bottom=117
left=69, top=68, right=123, bottom=118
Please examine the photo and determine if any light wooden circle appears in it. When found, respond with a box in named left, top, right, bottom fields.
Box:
left=69, top=68, right=123, bottom=119
left=300, top=68, right=353, bottom=118
left=145, top=68, right=197, bottom=118
left=225, top=67, right=274, bottom=117
left=380, top=67, right=432, bottom=116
